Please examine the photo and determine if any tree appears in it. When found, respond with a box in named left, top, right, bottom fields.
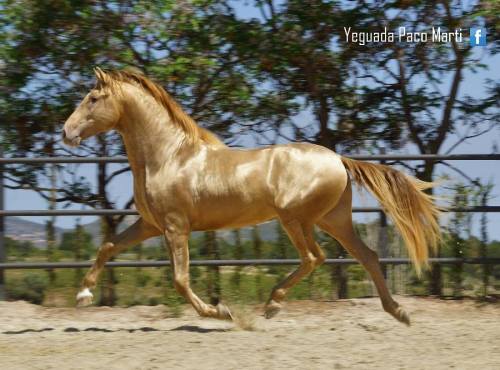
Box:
left=334, top=0, right=499, bottom=294
left=59, top=224, right=95, bottom=260
left=0, top=0, right=283, bottom=231
left=5, top=237, right=35, bottom=258
left=476, top=182, right=494, bottom=296
left=203, top=231, right=221, bottom=304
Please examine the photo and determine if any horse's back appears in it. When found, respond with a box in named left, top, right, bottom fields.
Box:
left=182, top=143, right=348, bottom=229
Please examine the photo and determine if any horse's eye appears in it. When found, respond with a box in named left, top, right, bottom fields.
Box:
left=89, top=96, right=98, bottom=104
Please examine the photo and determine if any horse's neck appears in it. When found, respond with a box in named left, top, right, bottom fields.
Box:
left=118, top=96, right=192, bottom=177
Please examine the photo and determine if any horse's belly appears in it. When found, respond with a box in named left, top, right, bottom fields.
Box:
left=190, top=200, right=276, bottom=231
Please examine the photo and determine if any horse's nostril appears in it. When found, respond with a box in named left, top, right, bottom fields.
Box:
left=62, top=130, right=67, bottom=139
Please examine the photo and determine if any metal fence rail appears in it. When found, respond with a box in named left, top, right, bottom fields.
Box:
left=1, top=206, right=499, bottom=217
left=2, top=153, right=500, bottom=164
left=0, top=154, right=500, bottom=165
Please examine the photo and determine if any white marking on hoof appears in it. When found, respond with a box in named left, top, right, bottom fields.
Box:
left=76, top=288, right=93, bottom=307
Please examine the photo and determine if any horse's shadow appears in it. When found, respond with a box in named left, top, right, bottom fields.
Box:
left=2, top=325, right=229, bottom=335
left=171, top=325, right=228, bottom=333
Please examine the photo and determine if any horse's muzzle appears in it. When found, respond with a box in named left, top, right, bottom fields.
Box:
left=62, top=129, right=81, bottom=147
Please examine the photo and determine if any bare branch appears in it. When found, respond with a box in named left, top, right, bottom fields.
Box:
left=445, top=122, right=496, bottom=155
left=105, top=166, right=131, bottom=183
left=438, top=161, right=481, bottom=187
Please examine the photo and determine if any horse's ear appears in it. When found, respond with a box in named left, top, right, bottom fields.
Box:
left=94, top=67, right=110, bottom=88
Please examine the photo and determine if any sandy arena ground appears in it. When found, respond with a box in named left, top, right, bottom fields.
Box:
left=0, top=296, right=498, bottom=370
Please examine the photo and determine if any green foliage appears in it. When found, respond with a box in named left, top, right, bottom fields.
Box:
left=136, top=272, right=151, bottom=287
left=59, top=224, right=95, bottom=260
left=7, top=273, right=48, bottom=304
left=5, top=226, right=500, bottom=307
left=5, top=237, right=36, bottom=258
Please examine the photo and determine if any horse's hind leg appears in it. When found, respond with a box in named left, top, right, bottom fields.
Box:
left=265, top=220, right=320, bottom=319
left=317, top=183, right=410, bottom=325
left=76, top=218, right=160, bottom=306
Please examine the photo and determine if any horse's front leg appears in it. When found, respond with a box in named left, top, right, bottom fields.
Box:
left=76, top=218, right=160, bottom=306
left=164, top=230, right=233, bottom=320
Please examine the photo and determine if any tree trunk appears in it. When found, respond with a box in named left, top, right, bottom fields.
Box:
left=252, top=226, right=264, bottom=302
left=45, top=217, right=56, bottom=284
left=378, top=212, right=388, bottom=279
left=332, top=241, right=348, bottom=299
left=0, top=147, right=4, bottom=300
left=480, top=190, right=490, bottom=297
left=99, top=221, right=118, bottom=306
left=231, top=229, right=243, bottom=290
left=318, top=95, right=331, bottom=148
left=205, top=231, right=220, bottom=305
left=74, top=222, right=84, bottom=287
left=46, top=162, right=57, bottom=284
left=276, top=222, right=288, bottom=280
left=377, top=150, right=389, bottom=279
left=96, top=136, right=118, bottom=306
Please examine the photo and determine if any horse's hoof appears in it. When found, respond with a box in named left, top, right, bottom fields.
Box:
left=264, top=300, right=282, bottom=319
left=216, top=303, right=233, bottom=321
left=76, top=288, right=93, bottom=307
left=394, top=307, right=411, bottom=326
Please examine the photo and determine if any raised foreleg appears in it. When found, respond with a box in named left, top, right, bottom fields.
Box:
left=76, top=218, right=160, bottom=306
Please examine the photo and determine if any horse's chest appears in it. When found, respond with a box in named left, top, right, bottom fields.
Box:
left=133, top=175, right=182, bottom=221
left=133, top=177, right=165, bottom=227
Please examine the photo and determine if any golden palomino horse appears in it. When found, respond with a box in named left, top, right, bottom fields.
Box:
left=63, top=68, right=440, bottom=324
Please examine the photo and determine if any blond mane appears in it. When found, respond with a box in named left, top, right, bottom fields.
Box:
left=96, top=68, right=225, bottom=147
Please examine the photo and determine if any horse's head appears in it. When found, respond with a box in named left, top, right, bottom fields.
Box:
left=62, top=68, right=121, bottom=147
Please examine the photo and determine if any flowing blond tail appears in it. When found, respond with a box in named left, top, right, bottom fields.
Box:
left=341, top=157, right=441, bottom=275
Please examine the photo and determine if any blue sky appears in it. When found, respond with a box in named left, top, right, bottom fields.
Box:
left=5, top=4, right=500, bottom=243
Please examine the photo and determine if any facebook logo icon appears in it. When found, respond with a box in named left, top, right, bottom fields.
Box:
left=470, top=28, right=486, bottom=46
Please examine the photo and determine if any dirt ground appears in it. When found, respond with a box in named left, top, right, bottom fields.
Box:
left=0, top=296, right=498, bottom=370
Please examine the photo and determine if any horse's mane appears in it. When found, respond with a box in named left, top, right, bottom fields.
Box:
left=97, top=68, right=225, bottom=147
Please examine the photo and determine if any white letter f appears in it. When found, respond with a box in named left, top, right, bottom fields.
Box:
left=475, top=29, right=482, bottom=45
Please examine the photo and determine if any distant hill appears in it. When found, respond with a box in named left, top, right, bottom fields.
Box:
left=5, top=215, right=388, bottom=253
left=5, top=217, right=66, bottom=248
left=84, top=216, right=280, bottom=246
left=204, top=221, right=279, bottom=244
left=5, top=216, right=280, bottom=249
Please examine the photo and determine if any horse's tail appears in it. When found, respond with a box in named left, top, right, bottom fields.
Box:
left=340, top=156, right=441, bottom=275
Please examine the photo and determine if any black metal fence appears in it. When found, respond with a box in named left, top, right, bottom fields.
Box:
left=1, top=153, right=499, bottom=280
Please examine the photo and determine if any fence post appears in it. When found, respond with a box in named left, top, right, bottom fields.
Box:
left=480, top=188, right=491, bottom=296
left=377, top=148, right=389, bottom=279
left=0, top=147, right=5, bottom=300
